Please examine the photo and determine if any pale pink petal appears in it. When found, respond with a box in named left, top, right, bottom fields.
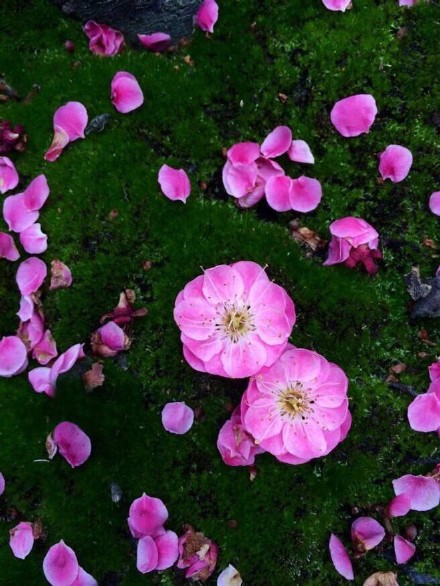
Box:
left=53, top=421, right=91, bottom=468
left=28, top=367, right=53, bottom=395
left=429, top=361, right=440, bottom=382
left=137, top=32, right=172, bottom=52
left=260, top=126, right=292, bottom=158
left=387, top=493, right=411, bottom=517
left=195, top=0, right=219, bottom=33
left=128, top=493, right=168, bottom=538
left=287, top=140, right=315, bottom=164
left=53, top=102, right=88, bottom=141
left=71, top=567, right=98, bottom=586
left=111, top=71, right=144, bottom=114
left=202, top=264, right=244, bottom=304
left=174, top=299, right=216, bottom=340
left=329, top=534, right=354, bottom=580
left=155, top=530, right=179, bottom=570
left=399, top=0, right=417, bottom=6
left=227, top=142, right=260, bottom=165
left=0, top=335, right=28, bottom=377
left=0, top=473, right=4, bottom=495
left=17, top=295, right=34, bottom=321
left=32, top=330, right=58, bottom=365
left=0, top=233, right=20, bottom=261
left=407, top=392, right=440, bottom=432
left=3, top=193, right=39, bottom=232
left=50, top=260, right=73, bottom=290
left=44, top=126, right=70, bottom=162
left=393, top=474, right=440, bottom=511
left=23, top=175, right=50, bottom=211
left=379, top=145, right=413, bottom=183
left=351, top=517, right=385, bottom=551
left=429, top=192, right=440, bottom=216
left=43, top=541, right=79, bottom=586
left=217, top=564, right=243, bottom=586
left=394, top=535, right=416, bottom=564
left=52, top=343, right=85, bottom=377
left=9, top=522, right=34, bottom=559
left=16, top=257, right=47, bottom=295
left=137, top=536, right=159, bottom=573
left=222, top=161, right=258, bottom=199
left=0, top=157, right=19, bottom=193
left=265, top=175, right=293, bottom=212
left=158, top=164, right=191, bottom=203
left=19, top=223, right=48, bottom=254
left=289, top=176, right=322, bottom=212
left=330, top=94, right=377, bottom=137
left=161, top=402, right=194, bottom=434
left=322, top=0, right=352, bottom=10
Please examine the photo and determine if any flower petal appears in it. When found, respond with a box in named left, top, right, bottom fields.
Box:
left=161, top=402, right=194, bottom=434
left=329, top=534, right=354, bottom=580
left=394, top=535, right=416, bottom=565
left=158, top=164, right=191, bottom=202
left=16, top=257, right=47, bottom=295
left=111, top=72, right=144, bottom=113
left=260, top=126, right=292, bottom=158
left=43, top=541, right=79, bottom=586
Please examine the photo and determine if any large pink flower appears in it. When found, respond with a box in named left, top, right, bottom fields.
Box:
left=83, top=21, right=124, bottom=56
left=241, top=346, right=351, bottom=464
left=330, top=94, right=377, bottom=137
left=44, top=102, right=88, bottom=162
left=324, top=217, right=382, bottom=274
left=174, top=261, right=295, bottom=378
left=217, top=406, right=264, bottom=466
left=407, top=379, right=440, bottom=434
left=0, top=156, right=19, bottom=193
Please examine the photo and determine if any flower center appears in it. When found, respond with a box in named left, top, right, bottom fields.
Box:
left=278, top=384, right=311, bottom=418
left=217, top=304, right=254, bottom=343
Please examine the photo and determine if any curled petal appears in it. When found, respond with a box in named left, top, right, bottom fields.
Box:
left=50, top=260, right=73, bottom=290
left=44, top=126, right=70, bottom=162
left=32, top=330, right=58, bottom=365
left=0, top=156, right=19, bottom=193
left=0, top=232, right=20, bottom=261
left=351, top=517, right=385, bottom=552
left=379, top=145, right=413, bottom=183
left=111, top=71, right=144, bottom=114
left=53, top=421, right=91, bottom=468
left=19, top=223, right=48, bottom=254
left=138, top=32, right=172, bottom=52
left=217, top=564, right=243, bottom=585
left=260, top=126, right=292, bottom=158
left=329, top=534, right=354, bottom=580
left=9, top=522, right=34, bottom=559
left=158, top=164, right=191, bottom=203
left=53, top=102, right=88, bottom=141
left=83, top=21, right=124, bottom=56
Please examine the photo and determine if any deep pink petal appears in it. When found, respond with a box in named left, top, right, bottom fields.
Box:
left=195, top=0, right=219, bottom=33
left=155, top=530, right=179, bottom=570
left=158, top=164, right=191, bottom=202
left=387, top=493, right=412, bottom=517
left=98, top=321, right=126, bottom=351
left=265, top=175, right=293, bottom=212
left=260, top=126, right=292, bottom=158
left=19, top=223, right=48, bottom=254
left=289, top=176, right=322, bottom=212
left=227, top=142, right=260, bottom=165
left=0, top=156, right=19, bottom=193
left=128, top=493, right=168, bottom=538
left=44, top=126, right=70, bottom=162
left=394, top=535, right=416, bottom=564
left=0, top=472, right=4, bottom=495
left=429, top=191, right=440, bottom=216
left=3, top=193, right=39, bottom=232
left=53, top=422, right=92, bottom=468
left=408, top=392, right=440, bottom=432
left=43, top=541, right=79, bottom=586
left=9, top=522, right=34, bottom=559
left=379, top=145, right=413, bottom=183
left=161, top=402, right=194, bottom=434
left=16, top=257, right=47, bottom=295
left=328, top=217, right=379, bottom=246
left=351, top=517, right=385, bottom=550
left=53, top=102, right=88, bottom=141
left=111, top=71, right=144, bottom=113
left=287, top=140, right=315, bottom=164
left=330, top=94, right=377, bottom=137
left=50, top=260, right=73, bottom=290
left=0, top=232, right=20, bottom=261
left=83, top=21, right=124, bottom=56
left=23, top=175, right=50, bottom=211
left=0, top=336, right=28, bottom=377
left=329, top=534, right=354, bottom=580
left=137, top=32, right=172, bottom=52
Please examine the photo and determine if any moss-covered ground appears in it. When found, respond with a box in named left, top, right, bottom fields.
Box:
left=0, top=0, right=440, bottom=584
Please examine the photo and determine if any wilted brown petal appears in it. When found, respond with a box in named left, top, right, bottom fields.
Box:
left=363, top=572, right=399, bottom=586
left=82, top=363, right=105, bottom=392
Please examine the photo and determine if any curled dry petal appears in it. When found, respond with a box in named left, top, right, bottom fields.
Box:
left=91, top=321, right=130, bottom=357
left=329, top=534, right=354, bottom=580
left=16, top=257, right=47, bottom=295
left=138, top=32, right=172, bottom=52
left=28, top=343, right=85, bottom=397
left=161, top=402, right=194, bottom=434
left=158, top=164, right=191, bottom=203
left=177, top=526, right=218, bottom=581
left=330, top=94, right=377, bottom=137
left=82, top=363, right=105, bottom=392
left=44, top=102, right=88, bottom=162
left=99, top=289, right=147, bottom=327
left=83, top=21, right=124, bottom=56
left=53, top=421, right=92, bottom=468
left=43, top=541, right=79, bottom=586
left=0, top=335, right=28, bottom=377
left=32, top=330, right=58, bottom=365
left=111, top=72, right=144, bottom=114
left=195, top=0, right=219, bottom=33
left=50, top=260, right=72, bottom=290
left=9, top=521, right=35, bottom=559
left=217, top=407, right=264, bottom=466
left=0, top=120, right=27, bottom=155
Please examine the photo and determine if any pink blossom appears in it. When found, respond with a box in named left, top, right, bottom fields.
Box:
left=392, top=473, right=440, bottom=511
left=322, top=0, right=352, bottom=11
left=351, top=517, right=385, bottom=553
left=329, top=534, right=354, bottom=580
left=429, top=360, right=440, bottom=382
left=174, top=261, right=296, bottom=378
left=43, top=541, right=79, bottom=586
left=17, top=310, right=45, bottom=351
left=0, top=156, right=19, bottom=193
left=50, top=260, right=73, bottom=290
left=386, top=493, right=411, bottom=518
left=394, top=535, right=415, bottom=564
left=0, top=472, right=5, bottom=495
left=32, top=330, right=58, bottom=365
left=16, top=257, right=47, bottom=295
left=3, top=174, right=49, bottom=232
left=52, top=421, right=91, bottom=468
left=28, top=343, right=85, bottom=397
left=217, top=406, right=264, bottom=466
left=428, top=191, right=440, bottom=216
left=138, top=32, right=172, bottom=52
left=137, top=531, right=179, bottom=573
left=19, top=223, right=48, bottom=254
left=330, top=94, right=377, bottom=137
left=44, top=102, right=88, bottom=162
left=177, top=526, right=218, bottom=581
left=161, top=402, right=194, bottom=434
left=195, top=0, right=219, bottom=33
left=9, top=521, right=35, bottom=559
left=217, top=565, right=243, bottom=585
left=407, top=379, right=440, bottom=434
left=241, top=346, right=350, bottom=464
left=287, top=140, right=314, bottom=164
left=111, top=72, right=144, bottom=114
left=324, top=217, right=381, bottom=274
left=260, top=126, right=292, bottom=158
left=158, top=164, right=191, bottom=203
left=91, top=321, right=130, bottom=357
left=0, top=335, right=28, bottom=377
left=128, top=493, right=169, bottom=539
left=83, top=21, right=124, bottom=56
left=379, top=145, right=413, bottom=183
left=0, top=233, right=20, bottom=261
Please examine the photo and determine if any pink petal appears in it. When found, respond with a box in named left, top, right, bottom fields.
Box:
left=0, top=232, right=20, bottom=261
left=393, top=474, right=440, bottom=511
left=53, top=421, right=92, bottom=468
left=17, top=295, right=34, bottom=321
left=137, top=32, right=172, bottom=52
left=387, top=493, right=412, bottom=517
left=407, top=392, right=440, bottom=432
left=83, top=21, right=124, bottom=56
left=128, top=493, right=168, bottom=538
left=16, top=257, right=47, bottom=295
left=23, top=175, right=50, bottom=211
left=351, top=517, right=385, bottom=551
left=394, top=535, right=416, bottom=564
left=9, top=522, right=34, bottom=559
left=329, top=534, right=354, bottom=580
left=227, top=142, right=260, bottom=165
left=195, top=0, right=219, bottom=33
left=429, top=361, right=440, bottom=382
left=32, top=330, right=58, bottom=365
left=260, top=126, right=292, bottom=158
left=322, top=0, right=352, bottom=10
left=289, top=176, right=322, bottom=212
left=28, top=367, right=52, bottom=395
left=137, top=536, right=159, bottom=573
left=158, top=164, right=191, bottom=202
left=111, top=71, right=144, bottom=114
left=53, top=102, right=88, bottom=141
left=217, top=564, right=243, bottom=586
left=222, top=161, right=259, bottom=199
left=43, top=541, right=79, bottom=586
left=71, top=567, right=98, bottom=586
left=0, top=472, right=4, bottom=495
left=98, top=321, right=126, bottom=352
left=429, top=191, right=440, bottom=216
left=287, top=140, right=315, bottom=164
left=265, top=175, right=293, bottom=212
left=50, top=260, right=73, bottom=290
left=19, top=223, right=48, bottom=254
left=17, top=310, right=45, bottom=351
left=0, top=336, right=28, bottom=377
left=379, top=145, right=413, bottom=183
left=155, top=530, right=179, bottom=570
left=44, top=126, right=70, bottom=162
left=202, top=264, right=244, bottom=304
left=52, top=343, right=85, bottom=378
left=161, top=402, right=194, bottom=434
left=330, top=94, right=377, bottom=137
left=3, top=193, right=39, bottom=233
left=399, top=0, right=417, bottom=6
left=0, top=156, right=19, bottom=193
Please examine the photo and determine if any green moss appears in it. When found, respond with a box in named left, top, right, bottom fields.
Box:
left=0, top=0, right=439, bottom=584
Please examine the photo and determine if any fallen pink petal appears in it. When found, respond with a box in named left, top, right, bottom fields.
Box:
left=70, top=567, right=98, bottom=586
left=330, top=94, right=377, bottom=137
left=32, top=330, right=58, bottom=365
left=217, top=564, right=243, bottom=585
left=392, top=473, right=440, bottom=511
left=429, top=360, right=440, bottom=382
left=260, top=126, right=292, bottom=159
left=379, top=145, right=413, bottom=183
left=0, top=232, right=20, bottom=261
left=158, top=164, right=191, bottom=203
left=99, top=289, right=147, bottom=327
left=394, top=535, right=416, bottom=564
left=3, top=174, right=49, bottom=232
left=289, top=176, right=323, bottom=212
left=0, top=156, right=19, bottom=193
left=136, top=535, right=159, bottom=573
left=288, top=140, right=315, bottom=164
left=16, top=257, right=47, bottom=295
left=0, top=335, right=28, bottom=377
left=429, top=191, right=440, bottom=216
left=322, top=0, right=352, bottom=10
left=227, top=142, right=260, bottom=165
left=351, top=517, right=385, bottom=553
left=28, top=343, right=85, bottom=397
left=127, top=493, right=169, bottom=539
left=407, top=379, right=440, bottom=433
left=111, top=72, right=144, bottom=114
left=17, top=309, right=45, bottom=351
left=9, top=521, right=35, bottom=559
left=49, top=259, right=73, bottom=290
left=386, top=493, right=411, bottom=517
left=155, top=530, right=179, bottom=570
left=19, top=223, right=48, bottom=254
left=329, top=534, right=354, bottom=580
left=44, top=102, right=88, bottom=162
left=265, top=175, right=293, bottom=212
left=195, top=0, right=219, bottom=33
left=43, top=541, right=79, bottom=586
left=53, top=422, right=92, bottom=468
left=83, top=20, right=124, bottom=56
left=138, top=32, right=172, bottom=52
left=0, top=472, right=4, bottom=496
left=162, top=402, right=194, bottom=434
